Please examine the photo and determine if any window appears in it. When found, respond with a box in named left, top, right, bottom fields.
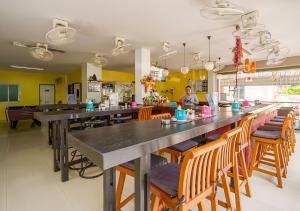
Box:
left=0, top=84, right=20, bottom=102
left=220, top=84, right=300, bottom=103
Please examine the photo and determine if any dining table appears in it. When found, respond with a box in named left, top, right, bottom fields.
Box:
left=34, top=106, right=141, bottom=181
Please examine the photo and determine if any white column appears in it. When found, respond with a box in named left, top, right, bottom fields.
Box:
left=135, top=48, right=151, bottom=104
left=81, top=63, right=102, bottom=103
left=208, top=71, right=217, bottom=93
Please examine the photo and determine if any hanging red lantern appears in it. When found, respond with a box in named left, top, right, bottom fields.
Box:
left=251, top=61, right=256, bottom=73
left=244, top=58, right=250, bottom=72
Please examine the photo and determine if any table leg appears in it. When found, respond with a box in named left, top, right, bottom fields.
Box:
left=60, top=120, right=69, bottom=182
left=231, top=121, right=238, bottom=129
left=48, top=121, right=53, bottom=145
left=52, top=121, right=60, bottom=172
left=134, top=154, right=151, bottom=211
left=103, top=168, right=116, bottom=211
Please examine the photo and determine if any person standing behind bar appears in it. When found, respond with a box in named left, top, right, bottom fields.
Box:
left=181, top=85, right=199, bottom=106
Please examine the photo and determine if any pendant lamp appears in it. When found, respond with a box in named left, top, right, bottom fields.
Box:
left=204, top=36, right=215, bottom=71
left=180, top=43, right=189, bottom=74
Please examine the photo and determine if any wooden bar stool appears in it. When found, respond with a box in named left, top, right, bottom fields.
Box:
left=205, top=114, right=256, bottom=210
left=138, top=106, right=172, bottom=121
left=249, top=117, right=292, bottom=188
left=213, top=127, right=243, bottom=211
left=116, top=154, right=167, bottom=210
left=138, top=106, right=153, bottom=121
left=150, top=138, right=227, bottom=211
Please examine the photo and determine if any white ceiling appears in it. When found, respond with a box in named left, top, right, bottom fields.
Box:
left=0, top=0, right=300, bottom=72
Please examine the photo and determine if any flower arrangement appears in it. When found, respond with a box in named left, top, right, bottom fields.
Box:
left=140, top=74, right=155, bottom=92
left=143, top=89, right=169, bottom=106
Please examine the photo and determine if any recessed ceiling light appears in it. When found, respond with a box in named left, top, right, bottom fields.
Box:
left=10, top=65, right=44, bottom=71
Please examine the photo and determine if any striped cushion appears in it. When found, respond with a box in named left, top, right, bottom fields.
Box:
left=257, top=126, right=282, bottom=131
left=252, top=130, right=281, bottom=139
left=206, top=134, right=221, bottom=142
left=150, top=163, right=180, bottom=197
left=271, top=119, right=285, bottom=122
left=265, top=121, right=283, bottom=127
left=169, top=140, right=198, bottom=152
left=121, top=154, right=167, bottom=171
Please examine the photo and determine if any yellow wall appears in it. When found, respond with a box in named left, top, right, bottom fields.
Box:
left=0, top=68, right=206, bottom=120
left=102, top=69, right=134, bottom=83
left=66, top=69, right=207, bottom=102
left=66, top=69, right=135, bottom=84
left=0, top=69, right=66, bottom=120
left=156, top=69, right=208, bottom=102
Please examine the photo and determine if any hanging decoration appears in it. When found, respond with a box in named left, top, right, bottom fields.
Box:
left=244, top=58, right=250, bottom=72
left=245, top=76, right=253, bottom=82
left=251, top=61, right=256, bottom=73
left=200, top=75, right=206, bottom=81
left=140, top=74, right=155, bottom=93
left=232, top=25, right=243, bottom=69
left=181, top=42, right=189, bottom=74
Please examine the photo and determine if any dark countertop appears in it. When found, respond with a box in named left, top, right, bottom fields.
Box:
left=67, top=103, right=279, bottom=170
left=68, top=111, right=243, bottom=170
left=34, top=106, right=140, bottom=122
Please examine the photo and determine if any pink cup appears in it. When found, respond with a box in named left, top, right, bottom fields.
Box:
left=131, top=101, right=137, bottom=107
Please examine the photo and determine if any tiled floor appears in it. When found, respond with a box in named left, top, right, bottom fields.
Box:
left=0, top=120, right=300, bottom=211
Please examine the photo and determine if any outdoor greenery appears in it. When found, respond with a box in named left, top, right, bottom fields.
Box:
left=281, top=85, right=300, bottom=95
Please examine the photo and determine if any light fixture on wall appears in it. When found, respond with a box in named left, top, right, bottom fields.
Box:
left=180, top=43, right=189, bottom=74
left=204, top=36, right=215, bottom=71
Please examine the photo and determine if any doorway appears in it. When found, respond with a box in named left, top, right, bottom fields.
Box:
left=39, top=84, right=55, bottom=105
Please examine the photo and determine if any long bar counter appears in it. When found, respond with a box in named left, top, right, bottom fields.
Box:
left=66, top=104, right=279, bottom=211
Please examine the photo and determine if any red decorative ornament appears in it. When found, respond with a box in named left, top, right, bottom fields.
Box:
left=232, top=25, right=243, bottom=69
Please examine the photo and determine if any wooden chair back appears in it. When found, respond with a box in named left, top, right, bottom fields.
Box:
left=177, top=138, right=226, bottom=207
left=138, top=106, right=153, bottom=121
left=238, top=114, right=256, bottom=150
left=218, top=127, right=242, bottom=172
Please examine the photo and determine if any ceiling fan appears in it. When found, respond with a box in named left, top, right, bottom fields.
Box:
left=200, top=0, right=245, bottom=20
left=111, top=37, right=131, bottom=56
left=90, top=53, right=108, bottom=67
left=46, top=19, right=77, bottom=46
left=13, top=41, right=64, bottom=61
left=233, top=11, right=266, bottom=40
left=158, top=42, right=177, bottom=60
left=250, top=31, right=280, bottom=53
left=266, top=45, right=289, bottom=66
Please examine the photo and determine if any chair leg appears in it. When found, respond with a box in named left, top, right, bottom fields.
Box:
left=239, top=151, right=251, bottom=197
left=210, top=194, right=218, bottom=211
left=278, top=143, right=287, bottom=178
left=197, top=201, right=207, bottom=211
left=233, top=154, right=242, bottom=211
left=116, top=172, right=126, bottom=210
left=249, top=142, right=259, bottom=177
left=151, top=194, right=160, bottom=211
left=273, top=145, right=283, bottom=188
left=221, top=172, right=233, bottom=211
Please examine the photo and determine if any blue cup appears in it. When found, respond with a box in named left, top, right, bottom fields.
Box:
left=175, top=109, right=187, bottom=121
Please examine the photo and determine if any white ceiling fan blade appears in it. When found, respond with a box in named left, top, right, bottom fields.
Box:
left=12, top=41, right=28, bottom=48
left=158, top=50, right=177, bottom=60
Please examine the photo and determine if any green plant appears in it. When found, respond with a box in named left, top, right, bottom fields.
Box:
left=280, top=85, right=300, bottom=95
